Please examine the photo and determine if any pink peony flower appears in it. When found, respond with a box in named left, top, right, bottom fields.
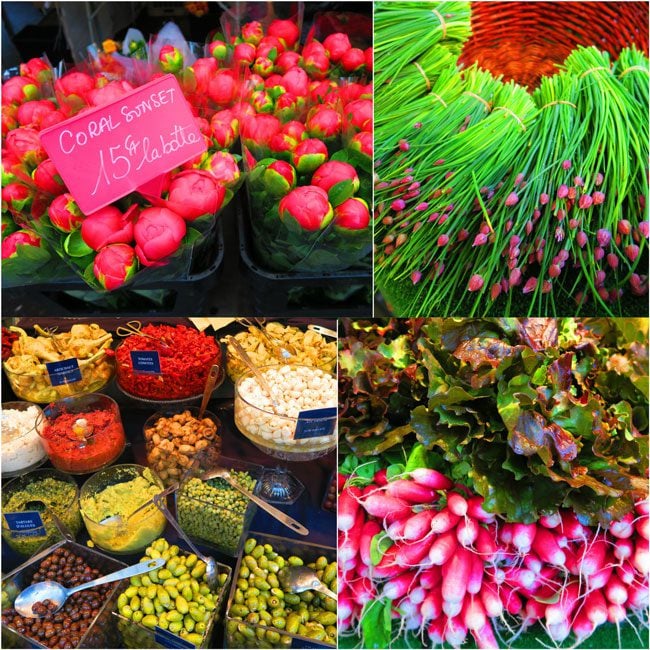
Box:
left=349, top=131, right=373, bottom=159
left=208, top=70, right=239, bottom=106
left=2, top=76, right=40, bottom=106
left=166, top=170, right=225, bottom=220
left=134, top=207, right=186, bottom=266
left=241, top=114, right=282, bottom=150
left=5, top=127, right=47, bottom=168
left=93, top=243, right=138, bottom=290
left=341, top=48, right=366, bottom=73
left=49, top=193, right=84, bottom=231
left=274, top=93, right=303, bottom=122
left=16, top=100, right=57, bottom=127
left=334, top=197, right=370, bottom=230
left=159, top=44, right=184, bottom=73
left=282, top=120, right=307, bottom=141
left=292, top=138, right=328, bottom=174
left=267, top=19, right=300, bottom=49
left=303, top=43, right=330, bottom=80
left=190, top=57, right=218, bottom=95
left=210, top=109, right=239, bottom=149
left=250, top=89, right=275, bottom=113
left=87, top=80, right=134, bottom=107
left=208, top=39, right=228, bottom=61
left=279, top=186, right=333, bottom=231
left=365, top=47, right=373, bottom=71
left=263, top=160, right=297, bottom=197
left=253, top=56, right=275, bottom=78
left=234, top=42, right=257, bottom=67
left=311, top=161, right=359, bottom=194
left=32, top=159, right=66, bottom=195
left=323, top=33, right=351, bottom=63
left=203, top=151, right=241, bottom=188
left=242, top=20, right=264, bottom=46
left=2, top=182, right=33, bottom=216
left=257, top=35, right=285, bottom=59
left=81, top=205, right=136, bottom=251
left=20, top=58, right=53, bottom=85
left=342, top=99, right=372, bottom=134
left=2, top=229, right=41, bottom=258
left=54, top=71, right=94, bottom=115
left=275, top=51, right=302, bottom=74
left=306, top=107, right=342, bottom=140
left=282, top=67, right=309, bottom=97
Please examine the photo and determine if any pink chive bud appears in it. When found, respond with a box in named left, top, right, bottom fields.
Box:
left=438, top=214, right=448, bottom=225
left=479, top=223, right=491, bottom=235
left=576, top=231, right=588, bottom=248
left=376, top=181, right=389, bottom=190
left=549, top=264, right=561, bottom=278
left=574, top=176, right=584, bottom=187
left=595, top=172, right=604, bottom=186
left=399, top=139, right=410, bottom=151
left=473, top=233, right=488, bottom=247
left=415, top=202, right=428, bottom=211
left=575, top=291, right=588, bottom=305
left=505, top=192, right=519, bottom=207
left=609, top=288, right=623, bottom=301
left=406, top=168, right=414, bottom=173
left=525, top=221, right=533, bottom=235
left=557, top=209, right=565, bottom=221
left=510, top=235, right=521, bottom=247
left=540, top=193, right=549, bottom=205
left=541, top=280, right=552, bottom=293
left=594, top=247, right=605, bottom=261
left=414, top=122, right=422, bottom=129
left=509, top=247, right=520, bottom=260
left=434, top=159, right=445, bottom=166
left=510, top=268, right=522, bottom=286
left=514, top=173, right=525, bottom=186
left=557, top=185, right=569, bottom=199
left=630, top=273, right=642, bottom=288
left=624, top=245, right=639, bottom=262
left=391, top=199, right=406, bottom=211
left=444, top=171, right=453, bottom=179
left=411, top=270, right=422, bottom=285
left=638, top=221, right=649, bottom=238
left=428, top=212, right=439, bottom=223
left=533, top=209, right=541, bottom=220
left=617, top=220, right=631, bottom=235
left=568, top=187, right=576, bottom=199
left=595, top=270, right=607, bottom=285
left=490, top=283, right=502, bottom=300
left=505, top=220, right=514, bottom=232
left=569, top=218, right=580, bottom=229
left=555, top=227, right=564, bottom=242
left=457, top=229, right=469, bottom=241
left=578, top=194, right=593, bottom=209
left=562, top=160, right=572, bottom=170
left=596, top=229, right=611, bottom=247
left=522, top=277, right=537, bottom=294
left=468, top=274, right=484, bottom=291
left=557, top=250, right=569, bottom=263
left=437, top=234, right=449, bottom=246
left=409, top=181, right=421, bottom=190
left=598, top=286, right=610, bottom=302
left=592, top=191, right=605, bottom=205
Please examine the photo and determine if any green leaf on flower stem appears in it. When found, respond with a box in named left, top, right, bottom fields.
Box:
left=370, top=533, right=392, bottom=566
left=330, top=150, right=349, bottom=163
left=82, top=261, right=100, bottom=289
left=63, top=229, right=93, bottom=257
left=328, top=179, right=355, bottom=207
left=360, top=598, right=392, bottom=650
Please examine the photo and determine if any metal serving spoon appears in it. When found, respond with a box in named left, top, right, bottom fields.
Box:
left=278, top=565, right=337, bottom=601
left=97, top=483, right=177, bottom=527
left=14, top=558, right=165, bottom=618
left=201, top=467, right=309, bottom=536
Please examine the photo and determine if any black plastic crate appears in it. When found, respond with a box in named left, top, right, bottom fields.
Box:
left=2, top=220, right=225, bottom=316
left=237, top=203, right=372, bottom=317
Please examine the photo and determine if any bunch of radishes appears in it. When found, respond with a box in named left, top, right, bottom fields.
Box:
left=337, top=467, right=649, bottom=648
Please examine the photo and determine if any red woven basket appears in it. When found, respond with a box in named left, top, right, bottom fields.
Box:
left=459, top=1, right=649, bottom=88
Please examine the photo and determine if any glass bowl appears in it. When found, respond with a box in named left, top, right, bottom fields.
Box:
left=1, top=468, right=83, bottom=556
left=233, top=365, right=337, bottom=461
left=143, top=406, right=222, bottom=486
left=37, top=393, right=126, bottom=475
left=1, top=401, right=48, bottom=478
left=2, top=354, right=114, bottom=403
left=79, top=464, right=167, bottom=555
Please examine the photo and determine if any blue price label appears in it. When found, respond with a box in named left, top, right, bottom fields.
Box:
left=154, top=626, right=196, bottom=648
left=4, top=511, right=45, bottom=538
left=130, top=350, right=161, bottom=374
left=294, top=407, right=337, bottom=440
left=45, top=358, right=82, bottom=386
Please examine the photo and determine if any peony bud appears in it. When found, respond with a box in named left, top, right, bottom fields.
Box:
left=257, top=35, right=285, bottom=60
left=349, top=131, right=373, bottom=159
left=2, top=76, right=40, bottom=106
left=467, top=274, right=484, bottom=292
left=342, top=99, right=372, bottom=134
left=49, top=193, right=84, bottom=231
left=208, top=39, right=228, bottom=61
left=306, top=107, right=342, bottom=140
left=93, top=243, right=138, bottom=290
left=208, top=70, right=239, bottom=106
left=253, top=56, right=275, bottom=78
left=311, top=160, right=359, bottom=194
left=292, top=138, right=328, bottom=174
left=134, top=207, right=186, bottom=266
left=159, top=44, right=184, bottom=73
left=233, top=42, right=256, bottom=67
left=5, top=127, right=47, bottom=168
left=278, top=185, right=333, bottom=231
left=16, top=99, right=57, bottom=127
left=323, top=33, right=351, bottom=63
left=32, top=159, right=66, bottom=196
left=87, top=80, right=134, bottom=107
left=267, top=19, right=300, bottom=49
left=282, top=67, right=309, bottom=97
left=2, top=182, right=33, bottom=216
left=203, top=151, right=241, bottom=188
left=20, top=58, right=53, bottom=85
left=263, top=160, right=297, bottom=197
left=81, top=205, right=135, bottom=251
left=334, top=197, right=370, bottom=230
left=166, top=170, right=226, bottom=220
left=341, top=48, right=366, bottom=73
left=1, top=229, right=41, bottom=258
left=242, top=20, right=264, bottom=46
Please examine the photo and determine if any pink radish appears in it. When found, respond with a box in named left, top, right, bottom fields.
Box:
left=633, top=544, right=649, bottom=576
left=588, top=563, right=613, bottom=590
left=475, top=526, right=498, bottom=561
left=338, top=486, right=362, bottom=532
left=404, top=613, right=422, bottom=631
left=522, top=552, right=542, bottom=573
left=584, top=588, right=608, bottom=626
left=341, top=557, right=357, bottom=572
left=421, top=589, right=442, bottom=621
left=572, top=609, right=595, bottom=642
left=532, top=527, right=566, bottom=566
left=471, top=622, right=499, bottom=649
left=338, top=615, right=352, bottom=632
left=635, top=498, right=649, bottom=515
left=457, top=517, right=480, bottom=547
left=443, top=599, right=463, bottom=618
left=466, top=553, right=484, bottom=595
left=545, top=581, right=579, bottom=625
left=359, top=520, right=381, bottom=567
left=635, top=515, right=649, bottom=541
left=503, top=566, right=536, bottom=590
left=386, top=479, right=437, bottom=503
left=547, top=621, right=571, bottom=643
left=609, top=512, right=634, bottom=538
left=372, top=544, right=403, bottom=579
left=628, top=581, right=649, bottom=608
left=442, top=546, right=471, bottom=605
left=410, top=467, right=453, bottom=490
left=338, top=593, right=354, bottom=620
left=560, top=510, right=587, bottom=539
left=512, top=522, right=537, bottom=554
left=563, top=546, right=580, bottom=574
left=403, top=509, right=436, bottom=540
left=374, top=468, right=388, bottom=486
left=339, top=509, right=365, bottom=563
left=539, top=512, right=561, bottom=528
left=387, top=517, right=409, bottom=540
left=467, top=496, right=495, bottom=523
left=410, top=586, right=426, bottom=605
left=616, top=560, right=636, bottom=585
left=350, top=576, right=375, bottom=606
left=430, top=508, right=461, bottom=534
left=427, top=619, right=445, bottom=645
left=605, top=574, right=628, bottom=605
left=382, top=571, right=417, bottom=600
left=429, top=531, right=458, bottom=565
left=419, top=566, right=441, bottom=589
left=395, top=535, right=434, bottom=567
left=447, top=492, right=468, bottom=516
left=613, top=538, right=634, bottom=562
left=395, top=596, right=417, bottom=617
left=524, top=597, right=545, bottom=622
left=607, top=603, right=626, bottom=623
left=500, top=584, right=523, bottom=615
left=361, top=493, right=412, bottom=522
left=499, top=522, right=514, bottom=545
left=580, top=538, right=608, bottom=577
left=480, top=582, right=504, bottom=618
left=463, top=597, right=487, bottom=631
left=444, top=615, right=468, bottom=648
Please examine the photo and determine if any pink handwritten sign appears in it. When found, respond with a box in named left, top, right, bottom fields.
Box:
left=39, top=74, right=206, bottom=215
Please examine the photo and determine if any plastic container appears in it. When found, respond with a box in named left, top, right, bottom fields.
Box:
left=38, top=393, right=126, bottom=474
left=1, top=469, right=83, bottom=557
left=176, top=456, right=264, bottom=557
left=3, top=354, right=114, bottom=404
left=224, top=532, right=336, bottom=649
left=143, top=406, right=222, bottom=486
left=1, top=539, right=127, bottom=649
left=1, top=401, right=47, bottom=477
left=234, top=366, right=337, bottom=461
left=113, top=546, right=232, bottom=649
left=79, top=464, right=167, bottom=555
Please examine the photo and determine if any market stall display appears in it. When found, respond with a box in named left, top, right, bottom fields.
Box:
left=338, top=317, right=649, bottom=649
left=374, top=1, right=648, bottom=317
